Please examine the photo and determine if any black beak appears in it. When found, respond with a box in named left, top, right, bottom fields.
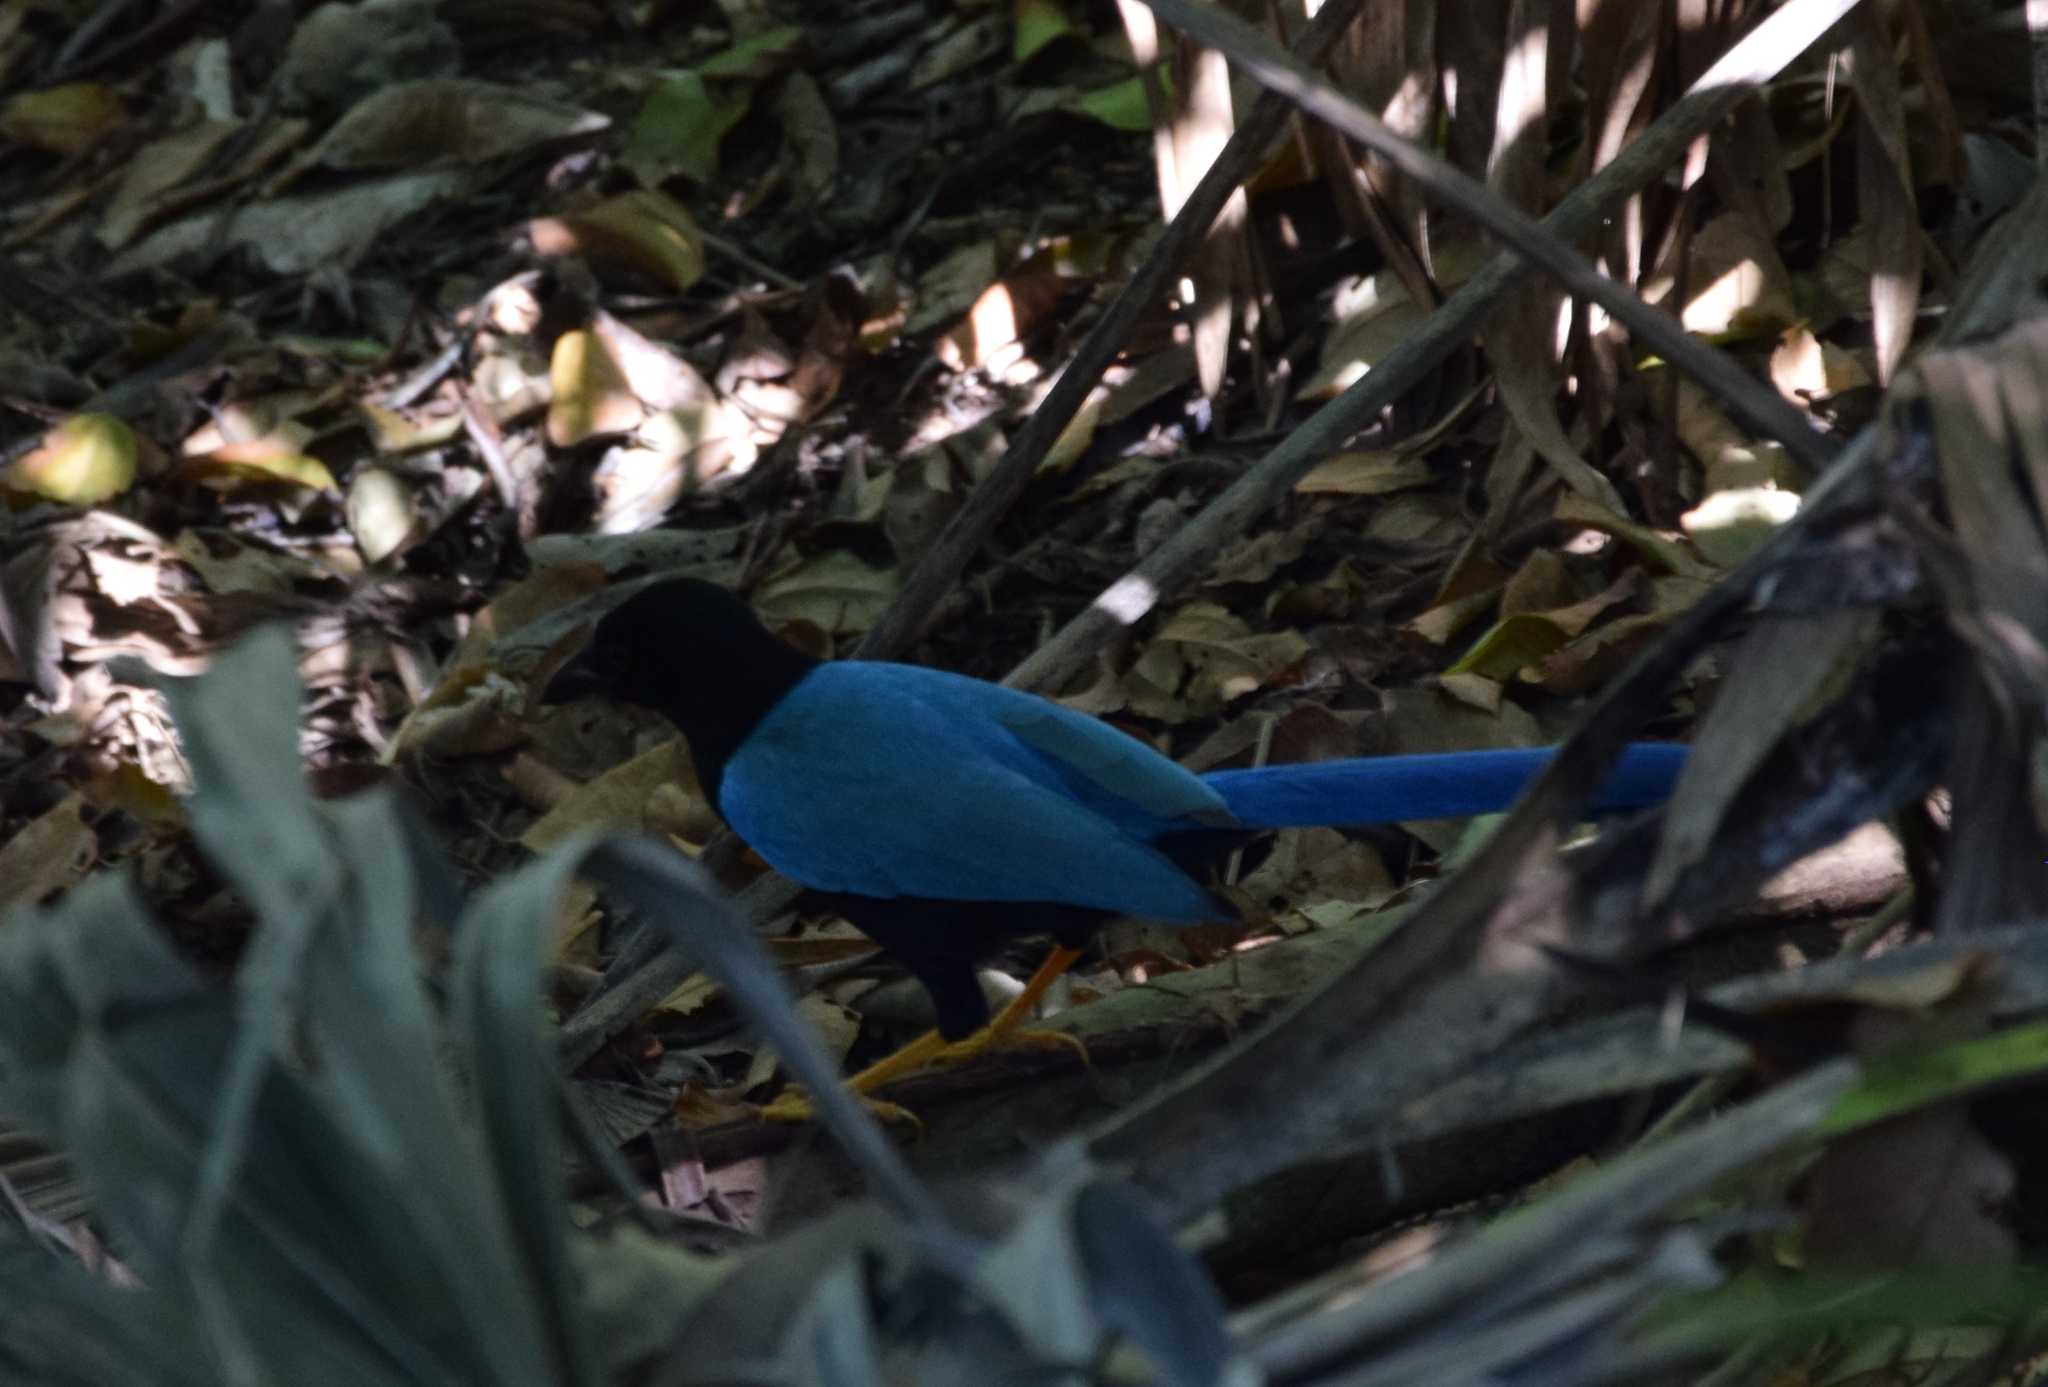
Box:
left=541, top=647, right=608, bottom=704
left=530, top=619, right=607, bottom=713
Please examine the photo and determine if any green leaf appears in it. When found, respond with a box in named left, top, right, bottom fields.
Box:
left=1445, top=612, right=1571, bottom=679
left=1070, top=72, right=1160, bottom=132
left=697, top=26, right=805, bottom=79
left=1013, top=0, right=1078, bottom=61
left=1820, top=1020, right=2048, bottom=1136
left=2, top=413, right=138, bottom=504
left=624, top=71, right=753, bottom=185
left=0, top=624, right=1247, bottom=1387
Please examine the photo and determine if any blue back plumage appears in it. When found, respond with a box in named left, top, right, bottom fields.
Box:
left=715, top=660, right=1688, bottom=915
left=717, top=662, right=1232, bottom=922
left=565, top=577, right=1690, bottom=949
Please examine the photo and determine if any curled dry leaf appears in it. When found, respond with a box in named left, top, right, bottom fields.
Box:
left=530, top=191, right=706, bottom=293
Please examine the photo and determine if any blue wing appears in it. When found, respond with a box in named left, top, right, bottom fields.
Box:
left=717, top=663, right=1229, bottom=921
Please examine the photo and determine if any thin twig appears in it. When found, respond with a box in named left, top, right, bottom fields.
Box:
left=1010, top=0, right=1865, bottom=697
left=852, top=0, right=1375, bottom=664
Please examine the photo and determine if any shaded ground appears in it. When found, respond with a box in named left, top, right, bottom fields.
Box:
left=5, top=0, right=2048, bottom=1349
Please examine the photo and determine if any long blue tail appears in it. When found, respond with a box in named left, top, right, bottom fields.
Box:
left=1199, top=743, right=1686, bottom=828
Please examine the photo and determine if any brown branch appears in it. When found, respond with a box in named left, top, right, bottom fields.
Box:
left=852, top=0, right=1374, bottom=663
left=1009, top=0, right=1864, bottom=696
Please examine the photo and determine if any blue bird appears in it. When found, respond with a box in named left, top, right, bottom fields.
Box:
left=550, top=578, right=1685, bottom=1092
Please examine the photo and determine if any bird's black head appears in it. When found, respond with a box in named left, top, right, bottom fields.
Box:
left=544, top=577, right=819, bottom=787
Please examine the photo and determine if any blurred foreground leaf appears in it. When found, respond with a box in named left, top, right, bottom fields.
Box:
left=0, top=626, right=1245, bottom=1387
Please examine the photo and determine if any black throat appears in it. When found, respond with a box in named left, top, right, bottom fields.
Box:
left=568, top=578, right=823, bottom=812
left=666, top=642, right=816, bottom=808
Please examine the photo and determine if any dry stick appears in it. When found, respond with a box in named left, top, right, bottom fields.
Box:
left=1244, top=1059, right=1859, bottom=1381
left=1011, top=0, right=1862, bottom=696
left=559, top=0, right=1372, bottom=1068
left=566, top=0, right=1862, bottom=1073
left=560, top=862, right=796, bottom=1070
left=1082, top=0, right=1873, bottom=1216
left=853, top=0, right=1372, bottom=663
left=1088, top=423, right=1879, bottom=1220
left=1152, top=0, right=1831, bottom=469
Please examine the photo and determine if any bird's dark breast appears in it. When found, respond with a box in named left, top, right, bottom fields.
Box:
left=819, top=893, right=1117, bottom=1041
left=811, top=825, right=1248, bottom=1041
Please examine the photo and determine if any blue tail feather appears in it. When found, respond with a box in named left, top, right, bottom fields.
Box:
left=1199, top=743, right=1686, bottom=829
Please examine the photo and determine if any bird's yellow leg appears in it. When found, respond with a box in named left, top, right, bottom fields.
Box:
left=912, top=945, right=1091, bottom=1070
left=758, top=947, right=1091, bottom=1124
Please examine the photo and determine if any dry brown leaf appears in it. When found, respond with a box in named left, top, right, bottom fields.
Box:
left=530, top=190, right=705, bottom=293
left=906, top=240, right=1000, bottom=336
left=1840, top=6, right=1921, bottom=385
left=546, top=328, right=645, bottom=446
left=1293, top=451, right=1433, bottom=496
left=935, top=268, right=1065, bottom=372
left=0, top=793, right=97, bottom=910
left=1144, top=602, right=1310, bottom=715
left=312, top=78, right=607, bottom=171
left=1405, top=584, right=1504, bottom=647
left=1644, top=210, right=1799, bottom=338
left=521, top=738, right=710, bottom=851
left=99, top=120, right=244, bottom=249
left=752, top=552, right=899, bottom=635
left=0, top=81, right=122, bottom=155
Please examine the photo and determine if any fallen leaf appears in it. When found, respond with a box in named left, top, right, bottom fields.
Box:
left=1294, top=451, right=1434, bottom=495
left=1146, top=602, right=1310, bottom=713
left=186, top=436, right=338, bottom=491
left=935, top=268, right=1064, bottom=370
left=98, top=120, right=243, bottom=248
left=108, top=169, right=474, bottom=278
left=3, top=414, right=138, bottom=504
left=346, top=467, right=419, bottom=562
left=906, top=240, right=1000, bottom=337
left=1554, top=491, right=1714, bottom=578
left=85, top=547, right=159, bottom=605
left=698, top=26, right=805, bottom=79
left=0, top=82, right=122, bottom=155
left=622, top=70, right=750, bottom=185
left=1446, top=613, right=1572, bottom=681
left=1015, top=0, right=1081, bottom=60
left=1681, top=485, right=1800, bottom=566
left=530, top=190, right=705, bottom=292
left=547, top=328, right=645, bottom=446
left=1071, top=72, right=1164, bottom=131
left=521, top=739, right=710, bottom=851
left=82, top=764, right=183, bottom=827
left=753, top=552, right=900, bottom=634
left=0, top=794, right=97, bottom=910
left=312, top=78, right=608, bottom=171
left=1643, top=209, right=1799, bottom=338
